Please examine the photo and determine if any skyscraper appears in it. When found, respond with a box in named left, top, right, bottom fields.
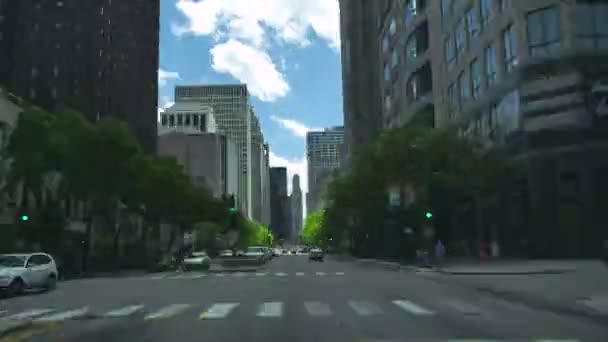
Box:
left=0, top=0, right=160, bottom=152
left=174, top=84, right=265, bottom=219
left=306, top=126, right=344, bottom=212
left=289, top=175, right=303, bottom=239
left=269, top=167, right=290, bottom=239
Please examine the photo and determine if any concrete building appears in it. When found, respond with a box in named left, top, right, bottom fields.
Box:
left=261, top=144, right=271, bottom=227
left=289, top=174, right=303, bottom=238
left=364, top=0, right=608, bottom=257
left=306, top=126, right=344, bottom=212
left=269, top=167, right=290, bottom=239
left=0, top=0, right=160, bottom=152
left=158, top=103, right=238, bottom=200
left=174, top=84, right=264, bottom=219
left=338, top=0, right=387, bottom=166
left=249, top=109, right=266, bottom=223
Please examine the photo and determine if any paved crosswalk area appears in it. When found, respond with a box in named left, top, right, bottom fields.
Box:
left=146, top=271, right=346, bottom=280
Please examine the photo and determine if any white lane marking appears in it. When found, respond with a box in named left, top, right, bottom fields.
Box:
left=255, top=272, right=267, bottom=277
left=315, top=272, right=326, bottom=276
left=6, top=309, right=55, bottom=320
left=233, top=272, right=246, bottom=277
left=35, top=307, right=89, bottom=322
left=442, top=299, right=483, bottom=316
left=348, top=300, right=382, bottom=317
left=335, top=272, right=345, bottom=276
left=149, top=273, right=170, bottom=280
left=104, top=305, right=145, bottom=317
left=295, top=272, right=305, bottom=276
left=304, top=301, right=332, bottom=317
left=393, top=300, right=435, bottom=316
left=144, top=304, right=191, bottom=320
left=256, top=302, right=283, bottom=318
left=200, top=303, right=239, bottom=319
left=275, top=272, right=287, bottom=277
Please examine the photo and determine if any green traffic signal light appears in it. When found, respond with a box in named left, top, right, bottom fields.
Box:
left=20, top=215, right=29, bottom=221
left=425, top=211, right=433, bottom=219
left=228, top=207, right=237, bottom=214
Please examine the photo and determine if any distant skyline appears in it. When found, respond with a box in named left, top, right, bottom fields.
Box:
left=157, top=0, right=344, bottom=207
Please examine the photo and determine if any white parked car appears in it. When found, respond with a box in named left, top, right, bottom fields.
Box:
left=0, top=253, right=58, bottom=295
left=182, top=251, right=211, bottom=271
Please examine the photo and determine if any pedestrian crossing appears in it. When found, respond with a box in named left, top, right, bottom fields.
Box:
left=147, top=271, right=347, bottom=280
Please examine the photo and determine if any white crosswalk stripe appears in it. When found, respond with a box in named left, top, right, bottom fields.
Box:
left=348, top=300, right=383, bottom=317
left=255, top=272, right=267, bottom=277
left=200, top=303, right=239, bottom=319
left=35, top=307, right=89, bottom=322
left=295, top=272, right=305, bottom=276
left=256, top=302, right=283, bottom=318
left=335, top=272, right=345, bottom=275
left=392, top=300, right=435, bottom=316
left=5, top=309, right=55, bottom=320
left=315, top=272, right=327, bottom=276
left=144, top=304, right=191, bottom=320
left=304, top=301, right=332, bottom=317
left=275, top=272, right=287, bottom=277
left=104, top=305, right=145, bottom=317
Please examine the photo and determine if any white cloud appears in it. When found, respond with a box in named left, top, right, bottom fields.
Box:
left=270, top=115, right=321, bottom=138
left=158, top=68, right=181, bottom=86
left=173, top=0, right=340, bottom=50
left=269, top=151, right=308, bottom=216
left=210, top=39, right=289, bottom=102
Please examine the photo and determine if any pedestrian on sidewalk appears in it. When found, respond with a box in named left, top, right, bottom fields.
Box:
left=434, top=240, right=446, bottom=269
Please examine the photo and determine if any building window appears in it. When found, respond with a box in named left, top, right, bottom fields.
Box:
left=389, top=18, right=397, bottom=36
left=161, top=115, right=168, bottom=126
left=447, top=83, right=456, bottom=117
left=53, top=65, right=59, bottom=77
left=527, top=6, right=561, bottom=57
left=503, top=25, right=518, bottom=72
left=391, top=50, right=399, bottom=68
left=441, top=0, right=452, bottom=24
left=458, top=71, right=468, bottom=102
left=405, top=35, right=417, bottom=64
left=185, top=114, right=191, bottom=126
left=405, top=0, right=417, bottom=24
left=576, top=2, right=608, bottom=49
left=384, top=63, right=390, bottom=81
left=31, top=67, right=38, bottom=78
left=29, top=88, right=36, bottom=98
left=168, top=115, right=175, bottom=126
left=455, top=19, right=466, bottom=58
left=57, top=1, right=64, bottom=7
left=51, top=88, right=57, bottom=99
left=382, top=34, right=389, bottom=52
left=466, top=7, right=480, bottom=38
left=445, top=36, right=455, bottom=69
left=471, top=59, right=481, bottom=99
left=384, top=94, right=391, bottom=111
left=177, top=114, right=183, bottom=125
left=480, top=0, right=492, bottom=27
left=193, top=114, right=199, bottom=128
left=485, top=45, right=497, bottom=86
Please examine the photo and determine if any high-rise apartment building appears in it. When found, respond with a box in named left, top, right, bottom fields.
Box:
left=357, top=0, right=608, bottom=257
left=289, top=174, right=303, bottom=239
left=269, top=167, right=290, bottom=239
left=306, top=126, right=344, bottom=212
left=339, top=0, right=386, bottom=166
left=175, top=84, right=263, bottom=218
left=0, top=0, right=160, bottom=152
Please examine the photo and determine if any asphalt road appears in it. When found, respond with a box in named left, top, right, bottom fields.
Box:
left=1, top=254, right=608, bottom=342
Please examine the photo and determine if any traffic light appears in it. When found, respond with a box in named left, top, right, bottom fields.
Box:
left=20, top=215, right=29, bottom=222
left=228, top=207, right=237, bottom=214
left=425, top=211, right=433, bottom=219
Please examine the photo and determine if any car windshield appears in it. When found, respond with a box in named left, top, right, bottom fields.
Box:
left=0, top=255, right=27, bottom=267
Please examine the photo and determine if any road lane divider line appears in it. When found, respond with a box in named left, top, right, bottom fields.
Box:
left=392, top=300, right=435, bottom=316
left=104, top=305, right=145, bottom=317
left=144, top=304, right=191, bottom=320
left=5, top=309, right=55, bottom=320
left=335, top=272, right=345, bottom=275
left=295, top=272, right=305, bottom=276
left=189, top=274, right=207, bottom=279
left=35, top=307, right=89, bottom=322
left=275, top=272, right=287, bottom=277
left=304, top=301, right=332, bottom=317
left=199, top=303, right=239, bottom=319
left=256, top=302, right=283, bottom=318
left=255, top=272, right=267, bottom=277
left=316, top=272, right=327, bottom=276
left=348, top=300, right=383, bottom=317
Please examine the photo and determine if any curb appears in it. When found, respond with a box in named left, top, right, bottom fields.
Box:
left=436, top=268, right=575, bottom=275
left=0, top=319, right=33, bottom=338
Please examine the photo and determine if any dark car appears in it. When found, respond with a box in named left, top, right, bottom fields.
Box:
left=309, top=247, right=324, bottom=261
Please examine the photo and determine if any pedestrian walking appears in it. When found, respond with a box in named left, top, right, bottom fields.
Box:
left=434, top=240, right=446, bottom=268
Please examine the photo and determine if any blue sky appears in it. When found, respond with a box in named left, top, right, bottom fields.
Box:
left=157, top=0, right=343, bottom=195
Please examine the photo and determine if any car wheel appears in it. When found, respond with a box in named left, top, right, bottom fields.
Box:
left=8, top=278, right=25, bottom=296
left=45, top=274, right=57, bottom=291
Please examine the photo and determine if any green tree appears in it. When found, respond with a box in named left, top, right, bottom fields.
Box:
left=300, top=210, right=325, bottom=245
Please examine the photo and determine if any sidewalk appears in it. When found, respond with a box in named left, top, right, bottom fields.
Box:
left=436, top=258, right=578, bottom=275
